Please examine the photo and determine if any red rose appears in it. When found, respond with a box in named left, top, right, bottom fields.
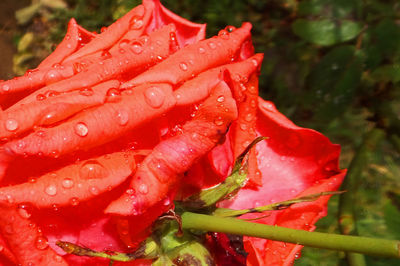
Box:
left=0, top=0, right=344, bottom=265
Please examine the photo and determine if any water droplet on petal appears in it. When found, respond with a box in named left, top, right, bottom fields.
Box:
left=79, top=87, right=94, bottom=96
left=116, top=109, right=129, bottom=126
left=198, top=47, right=205, bottom=54
left=208, top=42, right=217, bottom=49
left=36, top=94, right=46, bottom=101
left=2, top=84, right=10, bottom=92
left=225, top=25, right=236, bottom=32
left=138, top=183, right=148, bottom=194
left=218, top=29, right=230, bottom=40
left=119, top=39, right=130, bottom=48
left=70, top=197, right=79, bottom=206
left=244, top=113, right=253, bottom=122
left=45, top=70, right=62, bottom=85
left=74, top=122, right=88, bottom=137
left=179, top=62, right=188, bottom=71
left=35, top=236, right=48, bottom=250
left=214, top=117, right=224, bottom=126
left=217, top=96, right=225, bottom=103
left=240, top=123, right=247, bottom=131
left=17, top=204, right=32, bottom=219
left=62, top=178, right=74, bottom=189
left=106, top=88, right=121, bottom=102
left=44, top=185, right=57, bottom=196
left=144, top=86, right=165, bottom=108
left=4, top=119, right=19, bottom=131
left=130, top=41, right=143, bottom=54
left=89, top=186, right=99, bottom=195
left=101, top=50, right=112, bottom=59
left=100, top=27, right=107, bottom=33
left=79, top=160, right=108, bottom=180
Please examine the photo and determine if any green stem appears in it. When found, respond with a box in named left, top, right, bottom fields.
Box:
left=181, top=212, right=400, bottom=258
left=338, top=128, right=385, bottom=265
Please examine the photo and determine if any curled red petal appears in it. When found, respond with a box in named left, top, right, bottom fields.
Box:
left=0, top=80, right=120, bottom=139
left=0, top=206, right=68, bottom=265
left=64, top=3, right=151, bottom=62
left=174, top=53, right=263, bottom=106
left=122, top=22, right=252, bottom=88
left=0, top=19, right=95, bottom=101
left=2, top=83, right=175, bottom=159
left=16, top=24, right=175, bottom=106
left=105, top=80, right=238, bottom=216
left=230, top=73, right=261, bottom=187
left=144, top=0, right=206, bottom=46
left=39, top=18, right=96, bottom=68
left=0, top=151, right=136, bottom=208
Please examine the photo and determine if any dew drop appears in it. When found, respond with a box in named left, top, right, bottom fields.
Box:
left=119, top=39, right=130, bottom=48
left=101, top=50, right=112, bottom=59
left=225, top=25, right=236, bottom=32
left=244, top=113, right=253, bottom=122
left=240, top=123, right=247, bottom=131
left=214, top=117, right=224, bottom=126
left=79, top=87, right=94, bottom=96
left=106, top=88, right=122, bottom=102
left=262, top=102, right=275, bottom=112
left=17, top=204, right=32, bottom=219
left=163, top=197, right=171, bottom=206
left=62, top=178, right=74, bottom=189
left=138, top=183, right=148, bottom=194
left=44, top=185, right=57, bottom=196
left=36, top=94, right=46, bottom=101
left=179, top=62, right=188, bottom=71
left=35, top=236, right=48, bottom=250
left=208, top=42, right=217, bottom=49
left=218, top=29, right=230, bottom=40
left=2, top=84, right=10, bottom=92
left=100, top=27, right=107, bottom=33
left=89, top=186, right=99, bottom=195
left=116, top=109, right=129, bottom=126
left=74, top=122, right=88, bottom=137
left=217, top=96, right=225, bottom=103
left=45, top=70, right=62, bottom=85
left=130, top=41, right=143, bottom=54
left=79, top=160, right=108, bottom=180
left=130, top=17, right=144, bottom=30
left=198, top=47, right=205, bottom=54
left=4, top=119, right=19, bottom=131
left=144, top=86, right=165, bottom=108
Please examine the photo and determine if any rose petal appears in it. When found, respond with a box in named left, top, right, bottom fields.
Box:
left=105, top=79, right=238, bottom=216
left=64, top=3, right=149, bottom=62
left=2, top=83, right=175, bottom=162
left=122, top=23, right=253, bottom=88
left=0, top=151, right=137, bottom=208
left=0, top=206, right=68, bottom=265
left=0, top=80, right=120, bottom=139
left=16, top=24, right=176, bottom=106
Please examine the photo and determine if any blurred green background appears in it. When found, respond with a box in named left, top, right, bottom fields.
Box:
left=0, top=0, right=400, bottom=265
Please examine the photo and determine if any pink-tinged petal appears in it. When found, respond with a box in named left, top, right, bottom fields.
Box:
left=122, top=23, right=252, bottom=88
left=105, top=80, right=238, bottom=217
left=220, top=98, right=343, bottom=265
left=0, top=151, right=136, bottom=208
left=0, top=80, right=120, bottom=139
left=143, top=0, right=206, bottom=46
left=0, top=206, right=68, bottom=265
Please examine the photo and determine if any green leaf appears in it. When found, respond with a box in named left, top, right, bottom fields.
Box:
left=298, top=0, right=359, bottom=18
left=384, top=200, right=400, bottom=240
left=292, top=19, right=363, bottom=46
left=371, top=65, right=400, bottom=83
